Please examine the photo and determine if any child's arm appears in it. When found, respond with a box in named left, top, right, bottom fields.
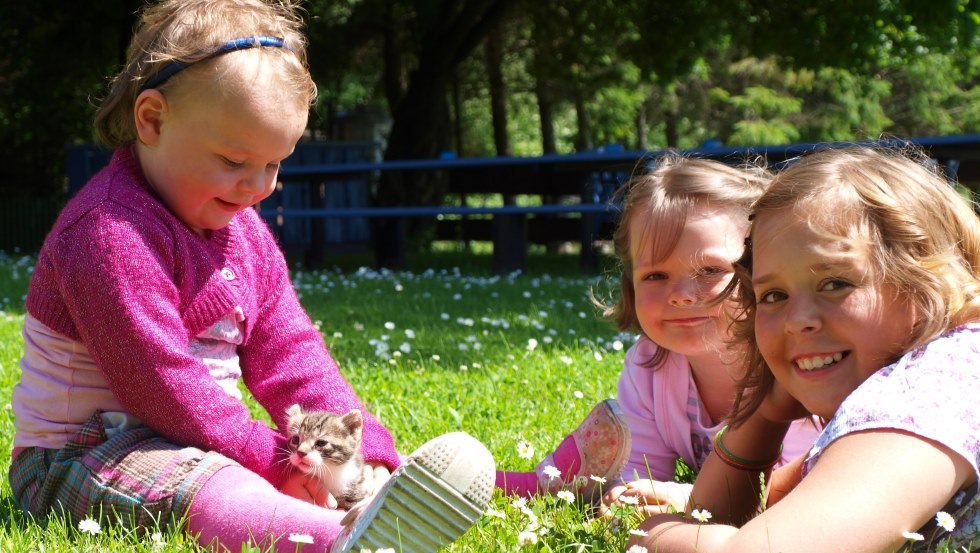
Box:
left=685, top=376, right=807, bottom=523
left=235, top=219, right=400, bottom=472
left=631, top=429, right=975, bottom=553
left=600, top=351, right=691, bottom=514
left=613, top=354, right=682, bottom=482
left=685, top=414, right=789, bottom=523
left=765, top=451, right=805, bottom=508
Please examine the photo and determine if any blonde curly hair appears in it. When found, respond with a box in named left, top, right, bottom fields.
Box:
left=95, top=0, right=316, bottom=147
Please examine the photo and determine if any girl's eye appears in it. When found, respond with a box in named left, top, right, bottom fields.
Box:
left=757, top=290, right=786, bottom=304
left=697, top=266, right=729, bottom=279
left=642, top=272, right=666, bottom=281
left=221, top=157, right=244, bottom=168
left=266, top=162, right=281, bottom=171
left=820, top=278, right=853, bottom=292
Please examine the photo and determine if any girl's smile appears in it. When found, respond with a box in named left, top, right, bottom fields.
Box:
left=793, top=351, right=845, bottom=371
left=662, top=316, right=712, bottom=327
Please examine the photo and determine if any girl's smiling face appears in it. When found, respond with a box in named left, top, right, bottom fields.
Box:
left=750, top=209, right=915, bottom=419
left=630, top=203, right=745, bottom=365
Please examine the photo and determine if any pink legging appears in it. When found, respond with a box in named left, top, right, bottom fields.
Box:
left=494, top=435, right=582, bottom=497
left=187, top=465, right=345, bottom=552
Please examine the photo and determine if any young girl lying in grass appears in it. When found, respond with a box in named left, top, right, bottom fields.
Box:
left=631, top=146, right=980, bottom=552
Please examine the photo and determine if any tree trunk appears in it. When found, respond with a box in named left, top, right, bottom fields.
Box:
left=534, top=73, right=558, bottom=254
left=485, top=30, right=511, bottom=157
left=536, top=78, right=557, bottom=155
left=485, top=28, right=515, bottom=207
left=451, top=69, right=464, bottom=156
left=383, top=0, right=516, bottom=164
left=381, top=3, right=404, bottom=112
left=635, top=99, right=648, bottom=150
left=574, top=92, right=593, bottom=152
left=375, top=0, right=517, bottom=268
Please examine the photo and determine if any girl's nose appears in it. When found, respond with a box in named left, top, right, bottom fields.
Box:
left=668, top=279, right=698, bottom=307
left=784, top=298, right=821, bottom=334
left=240, top=169, right=276, bottom=197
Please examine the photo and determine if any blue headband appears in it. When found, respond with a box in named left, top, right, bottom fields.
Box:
left=140, top=36, right=290, bottom=91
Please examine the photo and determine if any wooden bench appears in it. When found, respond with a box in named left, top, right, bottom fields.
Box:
left=260, top=151, right=634, bottom=273
left=258, top=202, right=621, bottom=273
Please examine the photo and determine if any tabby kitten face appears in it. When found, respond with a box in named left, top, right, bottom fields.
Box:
left=285, top=405, right=363, bottom=474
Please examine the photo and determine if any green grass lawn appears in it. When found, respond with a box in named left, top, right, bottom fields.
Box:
left=0, top=249, right=653, bottom=552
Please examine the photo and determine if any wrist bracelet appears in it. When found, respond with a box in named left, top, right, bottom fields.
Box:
left=713, top=424, right=782, bottom=471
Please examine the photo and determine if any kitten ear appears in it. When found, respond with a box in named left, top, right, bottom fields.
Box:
left=341, top=409, right=363, bottom=435
left=286, top=404, right=303, bottom=431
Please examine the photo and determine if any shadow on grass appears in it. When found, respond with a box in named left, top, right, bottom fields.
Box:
left=0, top=493, right=37, bottom=531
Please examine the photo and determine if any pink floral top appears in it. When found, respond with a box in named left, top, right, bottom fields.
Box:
left=804, top=324, right=980, bottom=551
left=189, top=306, right=246, bottom=400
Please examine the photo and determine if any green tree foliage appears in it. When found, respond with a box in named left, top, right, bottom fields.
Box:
left=1, top=0, right=978, bottom=204
left=0, top=2, right=138, bottom=198
left=792, top=66, right=893, bottom=142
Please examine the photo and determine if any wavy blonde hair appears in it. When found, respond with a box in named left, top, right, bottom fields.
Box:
left=599, top=154, right=771, bottom=368
left=95, top=0, right=316, bottom=147
left=728, top=145, right=980, bottom=426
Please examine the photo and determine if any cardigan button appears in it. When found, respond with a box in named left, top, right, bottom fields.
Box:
left=220, top=268, right=235, bottom=281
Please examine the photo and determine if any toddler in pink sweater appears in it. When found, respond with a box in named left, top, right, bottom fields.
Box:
left=8, top=1, right=493, bottom=551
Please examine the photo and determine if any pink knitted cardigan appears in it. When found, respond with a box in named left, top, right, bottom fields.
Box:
left=24, top=146, right=400, bottom=487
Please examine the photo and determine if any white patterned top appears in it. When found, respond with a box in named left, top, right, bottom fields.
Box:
left=188, top=306, right=245, bottom=400
left=804, top=324, right=980, bottom=551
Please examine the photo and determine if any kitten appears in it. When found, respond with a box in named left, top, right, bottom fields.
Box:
left=283, top=404, right=368, bottom=510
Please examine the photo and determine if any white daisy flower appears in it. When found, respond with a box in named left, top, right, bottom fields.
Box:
left=287, top=533, right=314, bottom=544
left=77, top=518, right=101, bottom=535
left=556, top=490, right=575, bottom=503
left=901, top=531, right=925, bottom=541
left=691, top=508, right=713, bottom=523
left=517, top=440, right=534, bottom=460
left=936, top=511, right=955, bottom=532
left=517, top=530, right=538, bottom=545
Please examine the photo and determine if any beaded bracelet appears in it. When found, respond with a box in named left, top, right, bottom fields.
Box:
left=713, top=424, right=783, bottom=471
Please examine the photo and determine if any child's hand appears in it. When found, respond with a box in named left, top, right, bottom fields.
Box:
left=757, top=376, right=810, bottom=423
left=303, top=475, right=338, bottom=509
left=599, top=479, right=690, bottom=519
left=337, top=462, right=391, bottom=528
left=279, top=470, right=338, bottom=509
left=360, top=461, right=392, bottom=497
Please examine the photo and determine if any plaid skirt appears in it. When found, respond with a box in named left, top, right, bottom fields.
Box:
left=8, top=410, right=236, bottom=532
